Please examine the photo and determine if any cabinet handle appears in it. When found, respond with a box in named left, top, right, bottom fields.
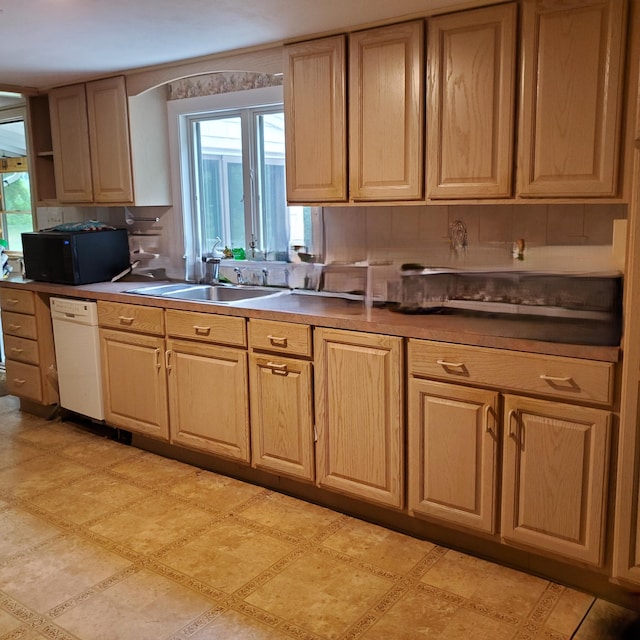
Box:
left=5, top=298, right=19, bottom=305
left=118, top=315, right=135, bottom=325
left=539, top=374, right=573, bottom=383
left=437, top=359, right=465, bottom=369
left=267, top=335, right=287, bottom=347
left=10, top=347, right=24, bottom=354
left=266, top=361, right=288, bottom=375
left=193, top=325, right=211, bottom=335
left=12, top=378, right=26, bottom=386
left=8, top=324, right=21, bottom=331
left=484, top=404, right=495, bottom=437
left=507, top=409, right=518, bottom=438
left=154, top=348, right=161, bottom=370
left=165, top=350, right=172, bottom=371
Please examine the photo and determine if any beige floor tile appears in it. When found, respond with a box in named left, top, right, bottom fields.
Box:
left=53, top=568, right=213, bottom=640
left=15, top=421, right=99, bottom=449
left=29, top=473, right=151, bottom=524
left=109, top=450, right=197, bottom=487
left=421, top=549, right=548, bottom=617
left=0, top=505, right=62, bottom=557
left=359, top=586, right=460, bottom=639
left=573, top=599, right=640, bottom=639
left=160, top=519, right=295, bottom=593
left=0, top=455, right=92, bottom=498
left=88, top=492, right=214, bottom=554
left=0, top=404, right=45, bottom=435
left=187, top=609, right=293, bottom=639
left=0, top=608, right=23, bottom=635
left=0, top=394, right=20, bottom=415
left=169, top=469, right=267, bottom=511
left=322, top=517, right=435, bottom=574
left=544, top=587, right=594, bottom=636
left=439, top=607, right=518, bottom=640
left=0, top=438, right=46, bottom=470
left=57, top=435, right=141, bottom=467
left=245, top=550, right=394, bottom=639
left=240, top=491, right=342, bottom=538
left=0, top=534, right=131, bottom=612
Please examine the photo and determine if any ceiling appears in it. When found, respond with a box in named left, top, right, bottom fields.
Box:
left=0, top=0, right=479, bottom=91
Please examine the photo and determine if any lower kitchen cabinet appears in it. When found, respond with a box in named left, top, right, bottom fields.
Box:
left=501, top=394, right=611, bottom=566
left=408, top=378, right=499, bottom=533
left=314, top=327, right=404, bottom=508
left=167, top=338, right=250, bottom=462
left=100, top=327, right=169, bottom=439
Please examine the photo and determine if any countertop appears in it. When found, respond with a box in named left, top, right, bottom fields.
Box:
left=0, top=277, right=621, bottom=363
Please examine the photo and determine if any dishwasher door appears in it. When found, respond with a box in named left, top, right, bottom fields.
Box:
left=50, top=297, right=105, bottom=421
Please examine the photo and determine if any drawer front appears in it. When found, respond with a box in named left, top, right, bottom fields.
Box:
left=1, top=311, right=38, bottom=340
left=409, top=339, right=615, bottom=405
left=98, top=301, right=165, bottom=335
left=5, top=359, right=42, bottom=402
left=166, top=309, right=246, bottom=347
left=0, top=289, right=35, bottom=315
left=4, top=335, right=39, bottom=365
left=249, top=319, right=312, bottom=357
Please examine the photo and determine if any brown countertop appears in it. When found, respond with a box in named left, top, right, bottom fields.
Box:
left=0, top=278, right=620, bottom=362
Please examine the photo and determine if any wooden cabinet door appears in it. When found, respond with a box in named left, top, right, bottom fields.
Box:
left=249, top=354, right=314, bottom=481
left=427, top=3, right=517, bottom=198
left=49, top=83, right=93, bottom=203
left=349, top=20, right=424, bottom=201
left=284, top=35, right=347, bottom=203
left=408, top=378, right=499, bottom=533
left=517, top=0, right=627, bottom=197
left=167, top=338, right=250, bottom=463
left=100, top=328, right=169, bottom=440
left=501, top=394, right=611, bottom=565
left=315, top=328, right=404, bottom=508
left=86, top=76, right=134, bottom=204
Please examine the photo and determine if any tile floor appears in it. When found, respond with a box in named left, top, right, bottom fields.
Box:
left=0, top=394, right=637, bottom=640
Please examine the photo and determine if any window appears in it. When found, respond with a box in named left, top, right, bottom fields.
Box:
left=169, top=85, right=318, bottom=279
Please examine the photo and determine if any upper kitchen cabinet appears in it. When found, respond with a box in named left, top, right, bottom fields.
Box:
left=349, top=21, right=424, bottom=201
left=284, top=20, right=424, bottom=204
left=284, top=35, right=347, bottom=203
left=48, top=76, right=171, bottom=206
left=426, top=3, right=517, bottom=199
left=517, top=0, right=627, bottom=198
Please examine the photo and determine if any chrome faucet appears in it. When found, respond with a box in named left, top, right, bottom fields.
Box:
left=261, top=268, right=268, bottom=287
left=234, top=266, right=245, bottom=285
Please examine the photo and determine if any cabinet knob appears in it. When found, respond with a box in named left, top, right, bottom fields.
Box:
left=268, top=335, right=288, bottom=347
left=118, top=316, right=135, bottom=325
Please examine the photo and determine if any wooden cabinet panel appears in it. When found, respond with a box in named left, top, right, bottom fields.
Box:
left=315, top=328, right=404, bottom=508
left=284, top=35, right=347, bottom=202
left=408, top=378, right=499, bottom=533
left=166, top=309, right=246, bottom=347
left=517, top=0, right=627, bottom=196
left=167, top=338, right=250, bottom=462
left=86, top=75, right=134, bottom=203
left=501, top=394, right=611, bottom=565
left=349, top=20, right=424, bottom=201
left=5, top=360, right=42, bottom=403
left=1, top=311, right=37, bottom=340
left=427, top=3, right=517, bottom=198
left=97, top=301, right=165, bottom=336
left=409, top=339, right=615, bottom=405
left=4, top=335, right=40, bottom=365
left=248, top=318, right=311, bottom=357
left=250, top=354, right=314, bottom=480
left=99, top=328, right=169, bottom=440
left=0, top=288, right=36, bottom=314
left=49, top=83, right=93, bottom=203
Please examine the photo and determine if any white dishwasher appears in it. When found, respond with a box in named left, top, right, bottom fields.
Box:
left=50, top=297, right=105, bottom=421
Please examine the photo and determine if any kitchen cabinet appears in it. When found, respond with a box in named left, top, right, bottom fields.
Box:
left=284, top=19, right=424, bottom=203
left=165, top=309, right=250, bottom=462
left=517, top=0, right=627, bottom=197
left=501, top=394, right=610, bottom=566
left=248, top=319, right=314, bottom=481
left=48, top=76, right=171, bottom=205
left=0, top=289, right=57, bottom=406
left=98, top=301, right=169, bottom=440
left=407, top=377, right=499, bottom=534
left=426, top=3, right=517, bottom=199
left=27, top=95, right=57, bottom=204
left=283, top=35, right=347, bottom=203
left=314, top=327, right=404, bottom=508
left=407, top=338, right=613, bottom=564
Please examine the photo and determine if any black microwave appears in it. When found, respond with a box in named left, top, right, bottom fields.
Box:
left=21, top=229, right=131, bottom=285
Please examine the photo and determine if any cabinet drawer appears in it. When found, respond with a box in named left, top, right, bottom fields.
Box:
left=1, top=311, right=37, bottom=340
left=0, top=289, right=35, bottom=315
left=5, top=359, right=42, bottom=402
left=97, top=301, right=165, bottom=335
left=249, top=319, right=312, bottom=357
left=166, top=309, right=246, bottom=347
left=409, top=339, right=615, bottom=405
left=4, top=335, right=39, bottom=365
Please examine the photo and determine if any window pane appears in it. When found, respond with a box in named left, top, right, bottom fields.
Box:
left=5, top=212, right=33, bottom=251
left=3, top=172, right=31, bottom=211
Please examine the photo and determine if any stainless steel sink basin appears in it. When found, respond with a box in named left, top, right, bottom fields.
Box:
left=125, top=283, right=289, bottom=304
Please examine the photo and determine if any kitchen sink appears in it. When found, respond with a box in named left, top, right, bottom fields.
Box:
left=125, top=283, right=289, bottom=304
